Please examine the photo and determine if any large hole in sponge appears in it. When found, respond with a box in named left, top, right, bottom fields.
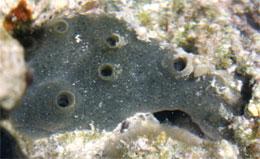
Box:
left=106, top=34, right=120, bottom=48
left=153, top=110, right=205, bottom=138
left=98, top=64, right=115, bottom=81
left=173, top=57, right=187, bottom=71
left=101, top=65, right=113, bottom=77
left=56, top=91, right=75, bottom=108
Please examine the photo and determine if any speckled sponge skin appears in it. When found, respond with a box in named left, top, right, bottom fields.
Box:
left=10, top=14, right=240, bottom=139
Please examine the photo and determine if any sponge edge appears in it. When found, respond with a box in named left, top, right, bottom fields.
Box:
left=113, top=113, right=204, bottom=145
left=161, top=48, right=194, bottom=79
left=25, top=113, right=239, bottom=159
